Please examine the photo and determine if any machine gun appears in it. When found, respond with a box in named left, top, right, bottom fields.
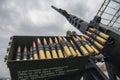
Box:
left=51, top=5, right=120, bottom=80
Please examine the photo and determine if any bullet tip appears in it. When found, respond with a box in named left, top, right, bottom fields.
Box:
left=17, top=46, right=21, bottom=52
left=76, top=36, right=81, bottom=40
left=89, top=28, right=93, bottom=30
left=43, top=38, right=47, bottom=44
left=72, top=36, right=77, bottom=41
left=81, top=36, right=86, bottom=41
left=62, top=37, right=67, bottom=41
left=37, top=38, right=41, bottom=44
left=70, top=40, right=73, bottom=44
left=49, top=38, right=53, bottom=44
left=89, top=27, right=96, bottom=31
left=33, top=41, right=36, bottom=47
left=24, top=46, right=27, bottom=52
left=55, top=37, right=58, bottom=43
left=58, top=36, right=62, bottom=41
left=86, top=31, right=91, bottom=34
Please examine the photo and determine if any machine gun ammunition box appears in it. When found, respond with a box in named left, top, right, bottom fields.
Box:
left=6, top=36, right=89, bottom=80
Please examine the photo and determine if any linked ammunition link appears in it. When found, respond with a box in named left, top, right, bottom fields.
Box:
left=15, top=28, right=109, bottom=61
left=38, top=44, right=43, bottom=50
left=44, top=44, right=50, bottom=51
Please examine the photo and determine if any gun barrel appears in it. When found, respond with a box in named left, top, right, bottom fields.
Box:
left=51, top=5, right=69, bottom=18
left=51, top=5, right=59, bottom=12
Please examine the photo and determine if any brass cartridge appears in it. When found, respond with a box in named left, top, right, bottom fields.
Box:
left=49, top=38, right=58, bottom=58
left=37, top=38, right=46, bottom=59
left=76, top=36, right=94, bottom=54
left=62, top=37, right=77, bottom=56
left=29, top=47, right=33, bottom=60
left=43, top=38, right=52, bottom=59
left=72, top=36, right=89, bottom=56
left=83, top=35, right=104, bottom=49
left=33, top=41, right=39, bottom=60
left=89, top=27, right=109, bottom=40
left=86, top=31, right=106, bottom=44
left=58, top=36, right=72, bottom=57
left=70, top=40, right=82, bottom=56
left=23, top=46, right=27, bottom=60
left=16, top=46, right=21, bottom=61
left=55, top=37, right=64, bottom=58
left=81, top=36, right=99, bottom=55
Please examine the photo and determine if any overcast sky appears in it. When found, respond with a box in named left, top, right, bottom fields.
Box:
left=0, top=0, right=104, bottom=78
